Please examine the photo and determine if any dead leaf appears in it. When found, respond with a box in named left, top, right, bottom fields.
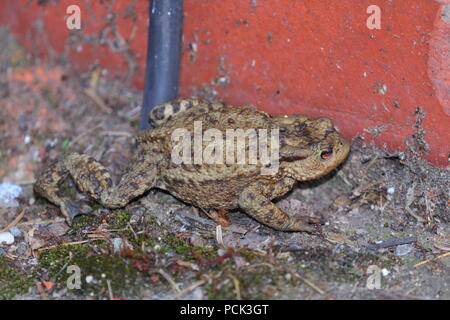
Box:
left=434, top=235, right=450, bottom=251
left=42, top=281, right=54, bottom=290
left=204, top=209, right=231, bottom=227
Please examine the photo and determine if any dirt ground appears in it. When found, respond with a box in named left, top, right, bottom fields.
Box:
left=0, top=27, right=449, bottom=300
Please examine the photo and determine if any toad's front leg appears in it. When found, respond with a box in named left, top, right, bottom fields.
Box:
left=34, top=152, right=157, bottom=225
left=238, top=185, right=323, bottom=232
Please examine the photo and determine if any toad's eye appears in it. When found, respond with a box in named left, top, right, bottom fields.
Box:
left=320, top=148, right=333, bottom=160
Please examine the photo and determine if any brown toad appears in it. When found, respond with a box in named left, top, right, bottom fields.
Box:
left=34, top=99, right=350, bottom=232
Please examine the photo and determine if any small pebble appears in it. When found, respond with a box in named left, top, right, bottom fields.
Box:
left=16, top=241, right=28, bottom=255
left=185, top=287, right=203, bottom=300
left=86, top=275, right=94, bottom=283
left=191, top=287, right=204, bottom=300
left=9, top=226, right=22, bottom=237
left=217, top=248, right=227, bottom=256
left=233, top=255, right=248, bottom=268
left=387, top=187, right=395, bottom=194
left=381, top=268, right=390, bottom=276
left=0, top=182, right=23, bottom=208
left=0, top=232, right=15, bottom=245
left=129, top=214, right=139, bottom=224
left=112, top=238, right=123, bottom=253
left=189, top=234, right=205, bottom=247
left=395, top=244, right=413, bottom=256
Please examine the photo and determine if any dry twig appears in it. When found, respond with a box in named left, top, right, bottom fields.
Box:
left=1, top=209, right=26, bottom=232
left=158, top=269, right=181, bottom=295
left=106, top=280, right=114, bottom=300
left=216, top=225, right=225, bottom=248
left=35, top=281, right=49, bottom=300
left=363, top=156, right=379, bottom=176
left=294, top=273, right=326, bottom=295
left=229, top=275, right=242, bottom=300
left=366, top=237, right=417, bottom=251
left=37, top=239, right=104, bottom=252
left=176, top=278, right=208, bottom=298
left=18, top=217, right=65, bottom=227
left=100, top=131, right=133, bottom=137
left=414, top=252, right=450, bottom=267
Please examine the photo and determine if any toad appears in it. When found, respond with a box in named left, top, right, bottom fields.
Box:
left=34, top=99, right=350, bottom=232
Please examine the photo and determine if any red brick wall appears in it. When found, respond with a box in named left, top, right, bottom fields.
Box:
left=1, top=0, right=448, bottom=167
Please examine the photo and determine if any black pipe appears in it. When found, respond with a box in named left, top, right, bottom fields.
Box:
left=140, top=0, right=183, bottom=130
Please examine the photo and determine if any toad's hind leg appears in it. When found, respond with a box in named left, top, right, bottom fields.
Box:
left=34, top=153, right=157, bottom=225
left=238, top=186, right=323, bottom=232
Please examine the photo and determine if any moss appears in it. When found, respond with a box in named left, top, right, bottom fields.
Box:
left=38, top=243, right=147, bottom=298
left=91, top=203, right=102, bottom=211
left=126, top=231, right=151, bottom=248
left=38, top=244, right=90, bottom=283
left=71, top=214, right=100, bottom=232
left=206, top=263, right=290, bottom=300
left=206, top=276, right=236, bottom=300
left=71, top=209, right=131, bottom=232
left=160, top=233, right=184, bottom=252
left=236, top=249, right=261, bottom=262
left=291, top=247, right=405, bottom=285
left=146, top=215, right=159, bottom=227
left=108, top=210, right=131, bottom=229
left=0, top=256, right=34, bottom=300
left=159, top=233, right=216, bottom=260
left=176, top=245, right=216, bottom=260
left=69, top=254, right=146, bottom=298
left=238, top=269, right=288, bottom=299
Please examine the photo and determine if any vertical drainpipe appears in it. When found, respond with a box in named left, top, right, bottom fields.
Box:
left=140, top=0, right=183, bottom=130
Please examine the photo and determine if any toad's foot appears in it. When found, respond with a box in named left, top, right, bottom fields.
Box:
left=34, top=152, right=157, bottom=225
left=288, top=216, right=324, bottom=234
left=239, top=187, right=324, bottom=232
